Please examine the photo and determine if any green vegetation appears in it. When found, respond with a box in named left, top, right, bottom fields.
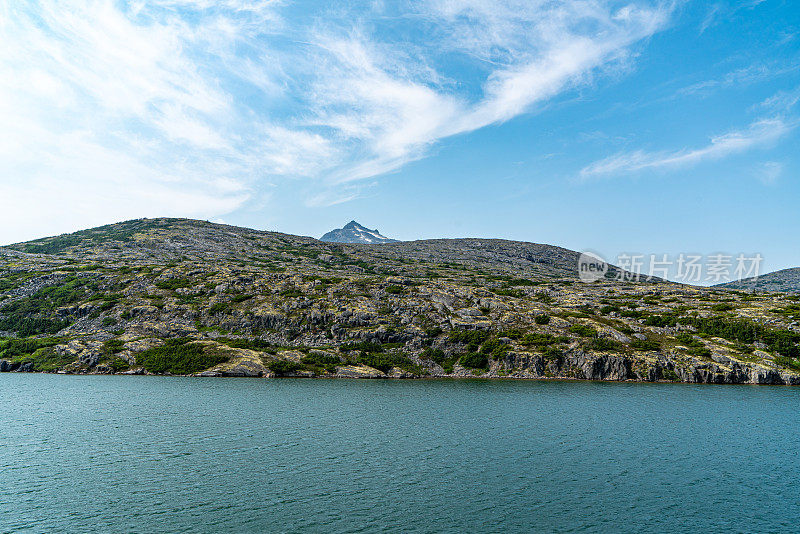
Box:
left=421, top=347, right=459, bottom=373
left=301, top=352, right=341, bottom=373
left=18, top=235, right=82, bottom=254
left=449, top=329, right=490, bottom=351
left=0, top=337, right=72, bottom=371
left=774, top=356, right=800, bottom=372
left=106, top=357, right=130, bottom=372
left=479, top=337, right=510, bottom=359
left=662, top=368, right=680, bottom=381
left=521, top=332, right=569, bottom=348
left=341, top=340, right=385, bottom=353
left=268, top=359, right=301, bottom=375
left=136, top=340, right=229, bottom=374
left=421, top=347, right=446, bottom=363
left=493, top=287, right=523, bottom=298
left=218, top=338, right=277, bottom=353
left=569, top=324, right=597, bottom=338
left=685, top=317, right=799, bottom=358
left=542, top=346, right=563, bottom=360
left=630, top=339, right=661, bottom=351
left=534, top=314, right=551, bottom=325
left=0, top=276, right=100, bottom=335
left=0, top=315, right=71, bottom=337
left=586, top=337, right=622, bottom=352
left=643, top=315, right=678, bottom=327
left=155, top=278, right=193, bottom=290
left=674, top=334, right=711, bottom=358
left=355, top=351, right=417, bottom=373
left=104, top=339, right=125, bottom=354
left=771, top=304, right=800, bottom=317
left=0, top=272, right=40, bottom=292
left=14, top=221, right=161, bottom=254
left=459, top=352, right=489, bottom=370
left=505, top=278, right=541, bottom=287
left=208, top=302, right=230, bottom=315
left=0, top=337, right=61, bottom=360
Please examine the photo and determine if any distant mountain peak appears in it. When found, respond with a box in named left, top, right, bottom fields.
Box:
left=320, top=221, right=398, bottom=244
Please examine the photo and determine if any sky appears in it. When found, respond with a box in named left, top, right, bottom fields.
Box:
left=0, top=0, right=799, bottom=278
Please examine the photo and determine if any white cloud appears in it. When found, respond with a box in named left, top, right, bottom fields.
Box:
left=0, top=0, right=673, bottom=242
left=755, top=161, right=783, bottom=185
left=754, top=85, right=800, bottom=114
left=579, top=118, right=794, bottom=178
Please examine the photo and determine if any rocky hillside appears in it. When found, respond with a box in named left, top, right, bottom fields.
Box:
left=716, top=267, right=800, bottom=294
left=1, top=218, right=799, bottom=384
left=320, top=220, right=398, bottom=244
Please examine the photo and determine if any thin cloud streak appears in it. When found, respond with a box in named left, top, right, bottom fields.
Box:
left=579, top=117, right=794, bottom=178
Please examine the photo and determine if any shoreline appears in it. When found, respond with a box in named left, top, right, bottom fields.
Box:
left=2, top=368, right=799, bottom=386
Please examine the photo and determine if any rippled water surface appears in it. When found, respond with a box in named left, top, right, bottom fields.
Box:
left=1, top=375, right=799, bottom=533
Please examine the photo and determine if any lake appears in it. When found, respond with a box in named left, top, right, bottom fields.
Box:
left=1, top=376, right=798, bottom=533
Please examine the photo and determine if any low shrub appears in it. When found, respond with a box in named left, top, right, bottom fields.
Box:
left=154, top=278, right=192, bottom=290
left=630, top=339, right=661, bottom=351
left=385, top=285, right=406, bottom=295
left=301, top=352, right=341, bottom=372
left=136, top=340, right=228, bottom=374
left=268, top=359, right=301, bottom=375
left=459, top=352, right=488, bottom=370
left=356, top=351, right=417, bottom=373
left=569, top=324, right=597, bottom=338
left=674, top=334, right=711, bottom=358
left=587, top=337, right=622, bottom=351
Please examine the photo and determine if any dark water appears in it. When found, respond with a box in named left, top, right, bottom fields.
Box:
left=1, top=376, right=799, bottom=533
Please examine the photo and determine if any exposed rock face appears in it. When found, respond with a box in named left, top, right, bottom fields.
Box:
left=335, top=365, right=386, bottom=378
left=495, top=348, right=800, bottom=384
left=56, top=340, right=106, bottom=368
left=205, top=352, right=268, bottom=377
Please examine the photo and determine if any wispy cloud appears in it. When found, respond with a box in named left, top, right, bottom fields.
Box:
left=699, top=0, right=766, bottom=34
left=579, top=117, right=794, bottom=178
left=676, top=64, right=799, bottom=98
left=754, top=161, right=783, bottom=185
left=0, top=0, right=672, bottom=242
left=753, top=85, right=800, bottom=114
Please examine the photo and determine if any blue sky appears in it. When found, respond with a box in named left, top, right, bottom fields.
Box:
left=1, top=0, right=798, bottom=276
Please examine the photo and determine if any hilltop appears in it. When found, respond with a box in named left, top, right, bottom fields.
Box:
left=1, top=218, right=799, bottom=384
left=320, top=221, right=398, bottom=244
left=716, top=267, right=800, bottom=294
